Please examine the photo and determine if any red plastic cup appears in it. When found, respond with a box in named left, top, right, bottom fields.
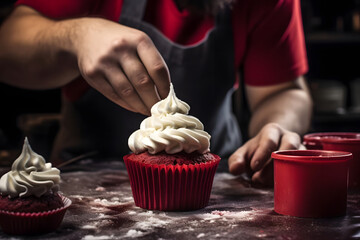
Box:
left=272, top=150, right=352, bottom=218
left=303, top=132, right=360, bottom=188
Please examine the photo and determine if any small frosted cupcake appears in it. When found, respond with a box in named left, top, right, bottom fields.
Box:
left=124, top=83, right=220, bottom=211
left=0, top=138, right=71, bottom=235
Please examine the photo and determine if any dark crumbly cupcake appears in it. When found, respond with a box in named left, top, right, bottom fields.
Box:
left=0, top=138, right=71, bottom=235
left=127, top=151, right=218, bottom=165
left=125, top=84, right=220, bottom=211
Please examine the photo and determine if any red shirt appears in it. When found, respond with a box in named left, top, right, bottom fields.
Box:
left=15, top=0, right=308, bottom=100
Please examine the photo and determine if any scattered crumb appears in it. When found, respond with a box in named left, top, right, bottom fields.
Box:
left=95, top=187, right=105, bottom=192
left=69, top=195, right=84, bottom=200
left=196, top=209, right=256, bottom=222
left=136, top=217, right=169, bottom=230
left=95, top=213, right=108, bottom=219
left=197, top=233, right=205, bottom=238
left=93, top=198, right=128, bottom=207
left=125, top=229, right=144, bottom=238
left=211, top=210, right=230, bottom=216
left=81, top=225, right=97, bottom=230
left=82, top=235, right=114, bottom=240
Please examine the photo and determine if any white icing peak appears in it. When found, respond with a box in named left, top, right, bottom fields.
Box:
left=0, top=138, right=60, bottom=198
left=128, top=83, right=211, bottom=154
left=150, top=83, right=189, bottom=116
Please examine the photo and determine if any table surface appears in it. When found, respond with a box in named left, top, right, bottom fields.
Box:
left=1, top=159, right=360, bottom=240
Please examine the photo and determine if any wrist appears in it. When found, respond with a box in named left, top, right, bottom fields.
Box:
left=51, top=19, right=83, bottom=58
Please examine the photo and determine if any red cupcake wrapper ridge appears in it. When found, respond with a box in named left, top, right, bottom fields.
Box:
left=0, top=195, right=72, bottom=235
left=124, top=154, right=220, bottom=211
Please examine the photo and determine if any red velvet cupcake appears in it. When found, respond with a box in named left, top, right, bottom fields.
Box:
left=0, top=138, right=71, bottom=235
left=125, top=84, right=220, bottom=211
left=0, top=194, right=64, bottom=213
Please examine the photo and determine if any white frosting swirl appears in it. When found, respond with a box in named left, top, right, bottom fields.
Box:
left=128, top=83, right=211, bottom=154
left=0, top=138, right=60, bottom=198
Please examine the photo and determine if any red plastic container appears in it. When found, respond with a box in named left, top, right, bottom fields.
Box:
left=303, top=132, right=360, bottom=188
left=272, top=150, right=351, bottom=218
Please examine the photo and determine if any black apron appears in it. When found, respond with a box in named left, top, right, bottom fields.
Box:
left=51, top=0, right=242, bottom=164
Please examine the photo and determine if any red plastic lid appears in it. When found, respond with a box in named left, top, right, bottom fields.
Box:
left=303, top=132, right=360, bottom=144
left=271, top=150, right=352, bottom=163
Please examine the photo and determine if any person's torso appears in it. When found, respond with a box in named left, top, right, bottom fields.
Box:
left=53, top=0, right=242, bottom=162
left=62, top=0, right=248, bottom=101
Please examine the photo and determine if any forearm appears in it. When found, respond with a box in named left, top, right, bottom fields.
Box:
left=0, top=6, right=80, bottom=89
left=248, top=88, right=312, bottom=138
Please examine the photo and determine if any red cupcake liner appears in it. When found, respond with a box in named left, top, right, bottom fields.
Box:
left=0, top=195, right=72, bottom=235
left=124, top=154, right=220, bottom=211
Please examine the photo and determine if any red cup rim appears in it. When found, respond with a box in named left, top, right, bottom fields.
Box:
left=303, top=132, right=360, bottom=144
left=271, top=150, right=352, bottom=163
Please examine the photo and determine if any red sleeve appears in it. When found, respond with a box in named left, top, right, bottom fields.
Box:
left=14, top=0, right=123, bottom=21
left=239, top=0, right=308, bottom=86
left=15, top=0, right=94, bottom=19
left=14, top=0, right=124, bottom=101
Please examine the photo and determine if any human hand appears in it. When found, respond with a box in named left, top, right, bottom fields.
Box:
left=228, top=123, right=305, bottom=186
left=74, top=18, right=170, bottom=115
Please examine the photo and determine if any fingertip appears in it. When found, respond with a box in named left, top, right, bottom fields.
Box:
left=249, top=147, right=273, bottom=172
left=251, top=171, right=261, bottom=183
left=250, top=160, right=260, bottom=172
left=228, top=159, right=246, bottom=176
left=158, top=81, right=171, bottom=99
left=252, top=172, right=272, bottom=187
left=251, top=167, right=274, bottom=187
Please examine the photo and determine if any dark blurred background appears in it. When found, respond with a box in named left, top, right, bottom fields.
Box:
left=0, top=0, right=61, bottom=160
left=0, top=0, right=360, bottom=158
left=303, top=0, right=360, bottom=133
